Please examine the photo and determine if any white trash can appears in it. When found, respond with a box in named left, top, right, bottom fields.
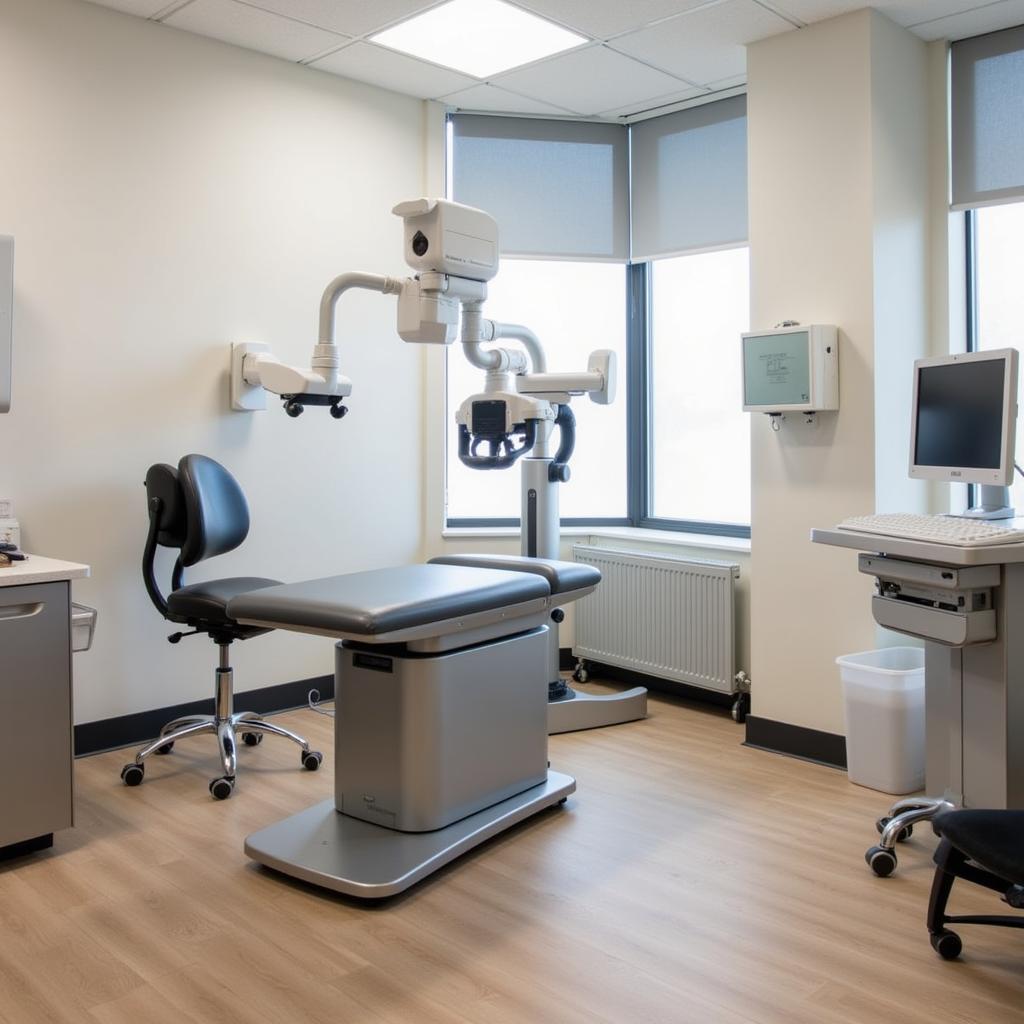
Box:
left=836, top=647, right=925, bottom=795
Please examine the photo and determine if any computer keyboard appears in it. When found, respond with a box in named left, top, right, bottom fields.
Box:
left=837, top=512, right=1024, bottom=547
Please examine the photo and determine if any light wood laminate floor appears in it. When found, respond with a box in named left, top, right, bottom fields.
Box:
left=1, top=687, right=1022, bottom=1024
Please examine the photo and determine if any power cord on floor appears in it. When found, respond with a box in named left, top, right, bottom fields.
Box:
left=307, top=688, right=335, bottom=717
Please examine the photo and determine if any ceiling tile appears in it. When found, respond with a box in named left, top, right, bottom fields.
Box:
left=900, top=0, right=1024, bottom=40
left=612, top=0, right=792, bottom=85
left=511, top=0, right=714, bottom=40
left=310, top=41, right=479, bottom=97
left=597, top=86, right=709, bottom=120
left=83, top=0, right=174, bottom=15
left=493, top=44, right=693, bottom=116
left=756, top=1, right=984, bottom=28
left=164, top=0, right=348, bottom=60
left=439, top=83, right=578, bottom=115
left=238, top=0, right=443, bottom=37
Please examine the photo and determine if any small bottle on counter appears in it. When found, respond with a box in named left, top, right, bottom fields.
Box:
left=0, top=499, right=19, bottom=550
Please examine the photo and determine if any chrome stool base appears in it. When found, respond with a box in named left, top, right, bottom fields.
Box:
left=120, top=643, right=321, bottom=799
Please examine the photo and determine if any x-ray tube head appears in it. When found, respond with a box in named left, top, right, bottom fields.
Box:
left=392, top=198, right=499, bottom=282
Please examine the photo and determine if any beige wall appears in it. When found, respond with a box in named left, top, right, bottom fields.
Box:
left=0, top=0, right=426, bottom=722
left=747, top=9, right=935, bottom=734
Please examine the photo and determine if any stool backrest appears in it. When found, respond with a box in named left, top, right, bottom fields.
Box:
left=142, top=454, right=250, bottom=615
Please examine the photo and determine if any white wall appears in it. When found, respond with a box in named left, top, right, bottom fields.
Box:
left=0, top=0, right=426, bottom=723
left=747, top=9, right=935, bottom=735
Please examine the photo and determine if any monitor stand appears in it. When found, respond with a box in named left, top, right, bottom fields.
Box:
left=960, top=484, right=1015, bottom=521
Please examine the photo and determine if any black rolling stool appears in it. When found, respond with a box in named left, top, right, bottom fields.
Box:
left=122, top=453, right=322, bottom=800
left=927, top=808, right=1024, bottom=959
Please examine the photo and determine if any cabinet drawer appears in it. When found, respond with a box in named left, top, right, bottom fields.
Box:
left=0, top=581, right=73, bottom=847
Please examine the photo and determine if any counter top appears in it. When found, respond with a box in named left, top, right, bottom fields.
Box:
left=811, top=526, right=1024, bottom=566
left=0, top=555, right=90, bottom=587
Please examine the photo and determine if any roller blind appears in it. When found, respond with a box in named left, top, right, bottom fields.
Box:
left=951, top=25, right=1024, bottom=209
left=630, top=95, right=748, bottom=259
left=451, top=114, right=629, bottom=260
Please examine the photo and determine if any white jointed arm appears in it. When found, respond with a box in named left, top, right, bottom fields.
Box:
left=232, top=273, right=402, bottom=417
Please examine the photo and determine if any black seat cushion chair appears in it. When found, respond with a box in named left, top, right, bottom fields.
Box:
left=122, top=453, right=321, bottom=800
left=926, top=808, right=1024, bottom=959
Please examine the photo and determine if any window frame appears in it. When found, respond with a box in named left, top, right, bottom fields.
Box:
left=445, top=258, right=751, bottom=538
left=443, top=113, right=752, bottom=539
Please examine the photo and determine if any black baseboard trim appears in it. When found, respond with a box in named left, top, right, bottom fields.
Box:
left=74, top=674, right=334, bottom=757
left=0, top=833, right=54, bottom=861
left=744, top=716, right=847, bottom=770
left=563, top=652, right=735, bottom=710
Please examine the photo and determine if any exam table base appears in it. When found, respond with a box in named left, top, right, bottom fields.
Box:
left=244, top=770, right=576, bottom=899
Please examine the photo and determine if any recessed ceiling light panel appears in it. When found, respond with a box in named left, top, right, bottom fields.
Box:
left=369, top=0, right=588, bottom=79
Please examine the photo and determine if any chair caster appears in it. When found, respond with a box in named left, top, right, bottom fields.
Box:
left=155, top=742, right=174, bottom=755
left=876, top=816, right=913, bottom=842
left=572, top=664, right=589, bottom=683
left=930, top=929, right=963, bottom=960
left=865, top=845, right=897, bottom=877
left=209, top=776, right=235, bottom=800
left=121, top=763, right=144, bottom=787
left=241, top=732, right=263, bottom=747
left=302, top=750, right=323, bottom=771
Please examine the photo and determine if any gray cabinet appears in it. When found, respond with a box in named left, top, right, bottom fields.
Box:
left=0, top=580, right=73, bottom=850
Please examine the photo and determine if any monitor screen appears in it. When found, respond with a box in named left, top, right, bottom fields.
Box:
left=909, top=348, right=1018, bottom=489
left=913, top=358, right=1006, bottom=470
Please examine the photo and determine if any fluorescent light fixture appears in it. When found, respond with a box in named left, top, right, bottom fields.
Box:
left=369, top=0, right=587, bottom=79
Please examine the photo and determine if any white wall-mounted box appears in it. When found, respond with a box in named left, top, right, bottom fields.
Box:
left=741, top=323, right=839, bottom=414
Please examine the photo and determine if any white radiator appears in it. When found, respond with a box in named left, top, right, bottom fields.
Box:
left=572, top=544, right=740, bottom=694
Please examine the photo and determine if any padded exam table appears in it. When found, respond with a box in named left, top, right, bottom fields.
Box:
left=227, top=557, right=599, bottom=898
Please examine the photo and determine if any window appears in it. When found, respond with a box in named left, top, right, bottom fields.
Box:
left=647, top=248, right=751, bottom=528
left=446, top=260, right=629, bottom=523
left=445, top=102, right=750, bottom=536
left=967, top=203, right=1024, bottom=510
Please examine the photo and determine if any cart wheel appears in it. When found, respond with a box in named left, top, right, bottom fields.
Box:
left=865, top=845, right=897, bottom=877
left=930, top=930, right=963, bottom=960
left=731, top=693, right=750, bottom=724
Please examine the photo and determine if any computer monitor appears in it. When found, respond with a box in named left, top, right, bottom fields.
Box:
left=909, top=348, right=1019, bottom=518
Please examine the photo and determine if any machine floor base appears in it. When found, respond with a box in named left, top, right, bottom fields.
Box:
left=244, top=770, right=576, bottom=899
left=548, top=686, right=647, bottom=734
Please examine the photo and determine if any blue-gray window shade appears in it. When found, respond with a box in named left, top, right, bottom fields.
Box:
left=451, top=115, right=629, bottom=260
left=630, top=95, right=748, bottom=259
left=951, top=25, right=1024, bottom=209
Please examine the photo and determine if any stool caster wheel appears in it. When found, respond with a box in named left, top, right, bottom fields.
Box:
left=121, top=763, right=144, bottom=787
left=930, top=930, right=962, bottom=960
left=572, top=666, right=589, bottom=684
left=865, top=845, right=897, bottom=877
left=209, top=776, right=235, bottom=800
left=242, top=732, right=263, bottom=747
left=155, top=741, right=174, bottom=755
left=876, top=816, right=913, bottom=842
left=302, top=750, right=323, bottom=771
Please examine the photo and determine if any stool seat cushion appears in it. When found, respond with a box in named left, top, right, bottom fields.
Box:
left=933, top=809, right=1024, bottom=884
left=168, top=577, right=281, bottom=626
